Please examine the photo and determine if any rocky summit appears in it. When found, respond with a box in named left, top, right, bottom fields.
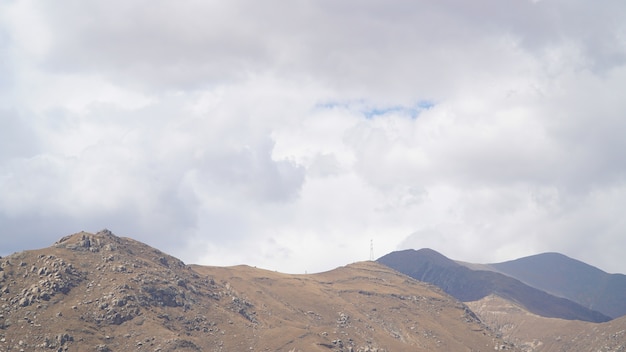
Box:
left=0, top=230, right=514, bottom=351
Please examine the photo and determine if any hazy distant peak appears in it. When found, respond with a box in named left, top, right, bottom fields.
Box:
left=378, top=248, right=613, bottom=323
left=489, top=251, right=626, bottom=318
left=381, top=248, right=461, bottom=269
left=492, top=251, right=608, bottom=276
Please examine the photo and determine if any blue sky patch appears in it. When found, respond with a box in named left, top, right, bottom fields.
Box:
left=316, top=100, right=435, bottom=119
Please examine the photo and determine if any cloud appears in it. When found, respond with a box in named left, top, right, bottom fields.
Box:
left=1, top=0, right=626, bottom=274
left=0, top=109, right=40, bottom=160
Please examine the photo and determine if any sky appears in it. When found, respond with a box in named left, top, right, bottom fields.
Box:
left=1, top=0, right=626, bottom=274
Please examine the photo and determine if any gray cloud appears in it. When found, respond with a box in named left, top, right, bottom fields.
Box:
left=0, top=109, right=41, bottom=160
left=193, top=138, right=305, bottom=203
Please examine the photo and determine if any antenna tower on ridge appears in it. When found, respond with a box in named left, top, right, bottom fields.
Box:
left=370, top=239, right=374, bottom=261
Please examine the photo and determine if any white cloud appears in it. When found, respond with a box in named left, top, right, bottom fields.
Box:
left=1, top=0, right=626, bottom=274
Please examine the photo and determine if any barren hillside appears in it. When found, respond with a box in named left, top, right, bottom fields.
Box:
left=467, top=294, right=626, bottom=352
left=0, top=230, right=514, bottom=351
left=192, top=262, right=512, bottom=351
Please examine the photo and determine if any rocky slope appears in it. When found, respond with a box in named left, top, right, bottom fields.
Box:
left=0, top=230, right=515, bottom=351
left=467, top=294, right=626, bottom=352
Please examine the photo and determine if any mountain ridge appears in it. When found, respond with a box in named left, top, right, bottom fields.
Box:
left=489, top=252, right=626, bottom=319
left=0, top=230, right=517, bottom=351
left=3, top=231, right=625, bottom=351
left=377, top=248, right=612, bottom=323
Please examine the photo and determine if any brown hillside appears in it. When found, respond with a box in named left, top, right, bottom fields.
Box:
left=0, top=230, right=515, bottom=351
left=192, top=262, right=511, bottom=351
left=467, top=294, right=626, bottom=352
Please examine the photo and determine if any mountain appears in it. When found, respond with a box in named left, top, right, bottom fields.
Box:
left=377, top=249, right=611, bottom=323
left=467, top=294, right=626, bottom=351
left=489, top=252, right=626, bottom=319
left=0, top=230, right=515, bottom=351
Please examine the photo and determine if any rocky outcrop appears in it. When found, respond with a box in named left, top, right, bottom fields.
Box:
left=0, top=230, right=230, bottom=351
left=0, top=253, right=85, bottom=310
left=55, top=229, right=117, bottom=252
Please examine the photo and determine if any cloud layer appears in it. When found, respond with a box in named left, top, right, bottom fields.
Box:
left=1, top=0, right=626, bottom=273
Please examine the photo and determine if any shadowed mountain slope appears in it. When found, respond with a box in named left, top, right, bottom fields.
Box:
left=0, top=231, right=516, bottom=351
left=378, top=249, right=611, bottom=323
left=490, top=252, right=626, bottom=319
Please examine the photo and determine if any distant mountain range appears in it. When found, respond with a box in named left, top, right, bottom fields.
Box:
left=378, top=248, right=619, bottom=323
left=488, top=252, right=626, bottom=319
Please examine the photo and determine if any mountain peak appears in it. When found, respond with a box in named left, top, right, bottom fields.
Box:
left=379, top=248, right=461, bottom=270
left=491, top=251, right=626, bottom=318
left=54, top=229, right=121, bottom=251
